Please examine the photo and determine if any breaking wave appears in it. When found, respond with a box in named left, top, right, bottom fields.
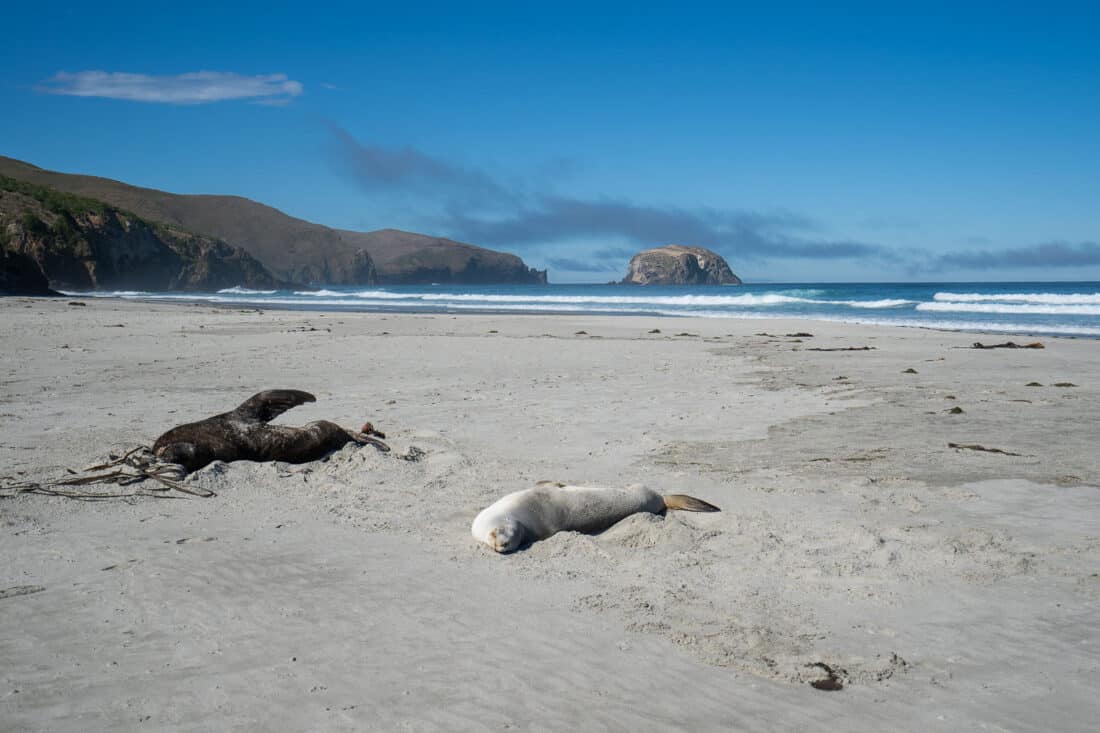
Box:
left=918, top=302, right=1100, bottom=315
left=933, top=291, right=1100, bottom=305
left=217, top=287, right=277, bottom=295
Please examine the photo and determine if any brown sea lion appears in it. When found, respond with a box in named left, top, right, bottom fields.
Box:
left=152, top=389, right=389, bottom=473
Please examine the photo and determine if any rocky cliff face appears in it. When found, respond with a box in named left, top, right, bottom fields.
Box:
left=621, top=245, right=741, bottom=286
left=1, top=180, right=286, bottom=292
left=0, top=247, right=59, bottom=296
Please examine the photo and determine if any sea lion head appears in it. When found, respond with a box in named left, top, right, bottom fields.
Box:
left=486, top=519, right=524, bottom=553
left=154, top=442, right=199, bottom=472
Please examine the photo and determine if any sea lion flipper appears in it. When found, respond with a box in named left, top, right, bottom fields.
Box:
left=352, top=433, right=391, bottom=452
left=663, top=494, right=721, bottom=512
left=231, top=390, right=316, bottom=423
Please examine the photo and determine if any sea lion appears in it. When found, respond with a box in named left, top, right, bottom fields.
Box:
left=152, top=389, right=389, bottom=472
left=472, top=482, right=720, bottom=553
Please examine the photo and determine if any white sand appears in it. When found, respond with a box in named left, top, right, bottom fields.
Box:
left=2, top=297, right=1098, bottom=731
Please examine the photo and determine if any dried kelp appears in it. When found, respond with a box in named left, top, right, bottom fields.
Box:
left=970, top=342, right=1045, bottom=349
left=947, top=442, right=1023, bottom=457
left=0, top=446, right=212, bottom=501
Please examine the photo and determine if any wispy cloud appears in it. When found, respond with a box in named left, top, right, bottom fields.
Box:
left=330, top=125, right=512, bottom=206
left=545, top=256, right=621, bottom=273
left=441, top=197, right=878, bottom=261
left=928, top=241, right=1100, bottom=270
left=331, top=126, right=888, bottom=266
left=40, top=71, right=303, bottom=105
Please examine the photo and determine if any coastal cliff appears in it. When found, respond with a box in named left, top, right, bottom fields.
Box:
left=339, top=228, right=547, bottom=284
left=0, top=246, right=59, bottom=296
left=0, top=176, right=286, bottom=292
left=0, top=156, right=547, bottom=286
left=622, top=245, right=741, bottom=286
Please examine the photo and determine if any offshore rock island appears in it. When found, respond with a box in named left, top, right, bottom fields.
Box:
left=621, top=245, right=741, bottom=286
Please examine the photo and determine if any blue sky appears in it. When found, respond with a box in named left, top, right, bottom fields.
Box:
left=2, top=1, right=1098, bottom=282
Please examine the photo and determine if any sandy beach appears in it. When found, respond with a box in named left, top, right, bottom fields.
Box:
left=2, top=297, right=1098, bottom=731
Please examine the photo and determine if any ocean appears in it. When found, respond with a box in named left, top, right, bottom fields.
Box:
left=67, top=282, right=1100, bottom=338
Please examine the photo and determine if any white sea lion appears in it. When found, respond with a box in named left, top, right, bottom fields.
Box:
left=472, top=481, right=720, bottom=553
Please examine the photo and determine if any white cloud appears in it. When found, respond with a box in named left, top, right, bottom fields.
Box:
left=40, top=70, right=303, bottom=104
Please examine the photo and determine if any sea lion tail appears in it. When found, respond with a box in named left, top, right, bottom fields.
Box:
left=663, top=494, right=721, bottom=513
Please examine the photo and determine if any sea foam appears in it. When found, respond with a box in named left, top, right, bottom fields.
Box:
left=218, top=287, right=277, bottom=295
left=933, top=291, right=1100, bottom=305
left=918, top=302, right=1100, bottom=315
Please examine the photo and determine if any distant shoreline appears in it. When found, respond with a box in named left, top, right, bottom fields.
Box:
left=35, top=279, right=1100, bottom=339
